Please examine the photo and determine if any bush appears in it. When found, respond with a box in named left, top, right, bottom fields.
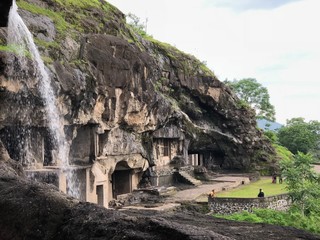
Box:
left=215, top=208, right=320, bottom=234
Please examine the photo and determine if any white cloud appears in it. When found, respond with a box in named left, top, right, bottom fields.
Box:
left=108, top=0, right=320, bottom=124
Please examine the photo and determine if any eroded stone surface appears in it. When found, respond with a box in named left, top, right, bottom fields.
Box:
left=0, top=0, right=279, bottom=208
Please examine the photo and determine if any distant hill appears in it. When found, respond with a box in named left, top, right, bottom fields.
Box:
left=257, top=119, right=283, bottom=131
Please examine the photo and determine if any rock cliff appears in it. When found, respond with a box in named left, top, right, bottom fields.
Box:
left=0, top=0, right=276, bottom=173
left=0, top=1, right=282, bottom=210
left=1, top=2, right=317, bottom=239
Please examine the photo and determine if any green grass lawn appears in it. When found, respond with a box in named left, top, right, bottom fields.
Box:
left=216, top=178, right=288, bottom=198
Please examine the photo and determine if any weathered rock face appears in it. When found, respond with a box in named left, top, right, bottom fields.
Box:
left=0, top=3, right=317, bottom=238
left=0, top=0, right=276, bottom=191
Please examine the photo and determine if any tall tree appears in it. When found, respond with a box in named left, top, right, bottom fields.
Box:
left=280, top=152, right=320, bottom=216
left=277, top=118, right=320, bottom=154
left=225, top=78, right=275, bottom=121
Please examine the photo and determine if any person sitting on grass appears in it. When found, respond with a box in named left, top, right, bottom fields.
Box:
left=258, top=189, right=265, bottom=198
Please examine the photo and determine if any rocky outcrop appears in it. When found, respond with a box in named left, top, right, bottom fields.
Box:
left=0, top=0, right=276, bottom=179
left=0, top=160, right=319, bottom=240
left=0, top=2, right=310, bottom=239
left=0, top=0, right=274, bottom=169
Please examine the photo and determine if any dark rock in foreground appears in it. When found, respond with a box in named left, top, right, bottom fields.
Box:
left=0, top=158, right=319, bottom=240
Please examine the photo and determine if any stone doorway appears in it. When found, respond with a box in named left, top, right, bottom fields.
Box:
left=112, top=161, right=132, bottom=199
left=96, top=185, right=104, bottom=206
left=112, top=169, right=131, bottom=199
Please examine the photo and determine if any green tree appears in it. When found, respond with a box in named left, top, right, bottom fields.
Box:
left=280, top=152, right=320, bottom=216
left=277, top=118, right=320, bottom=154
left=225, top=78, right=275, bottom=121
left=126, top=13, right=147, bottom=36
left=264, top=130, right=278, bottom=143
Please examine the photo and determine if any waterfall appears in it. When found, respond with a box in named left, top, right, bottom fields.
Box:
left=7, top=0, right=80, bottom=199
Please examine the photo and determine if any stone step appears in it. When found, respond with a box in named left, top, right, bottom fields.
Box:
left=178, top=171, right=202, bottom=186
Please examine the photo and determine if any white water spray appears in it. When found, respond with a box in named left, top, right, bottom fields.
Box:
left=7, top=0, right=79, bottom=198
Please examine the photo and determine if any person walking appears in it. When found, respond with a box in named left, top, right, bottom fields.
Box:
left=272, top=174, right=277, bottom=184
left=279, top=175, right=283, bottom=184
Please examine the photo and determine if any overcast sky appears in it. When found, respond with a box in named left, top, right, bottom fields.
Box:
left=107, top=0, right=320, bottom=124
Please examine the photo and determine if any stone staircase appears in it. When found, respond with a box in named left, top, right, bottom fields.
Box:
left=178, top=171, right=202, bottom=186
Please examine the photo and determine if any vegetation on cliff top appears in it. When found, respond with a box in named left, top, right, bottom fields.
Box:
left=126, top=13, right=214, bottom=77
left=16, top=0, right=215, bottom=80
left=17, top=0, right=117, bottom=35
left=17, top=0, right=69, bottom=33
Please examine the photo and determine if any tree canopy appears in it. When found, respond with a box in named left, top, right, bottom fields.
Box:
left=280, top=152, right=320, bottom=216
left=225, top=78, right=275, bottom=121
left=126, top=13, right=147, bottom=36
left=277, top=118, right=320, bottom=155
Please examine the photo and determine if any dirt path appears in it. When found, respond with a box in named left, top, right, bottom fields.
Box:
left=313, top=164, right=320, bottom=173
left=168, top=176, right=250, bottom=202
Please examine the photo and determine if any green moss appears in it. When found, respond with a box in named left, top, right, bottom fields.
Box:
left=146, top=37, right=215, bottom=78
left=17, top=0, right=116, bottom=37
left=0, top=45, right=16, bottom=53
left=154, top=77, right=170, bottom=91
left=53, top=0, right=117, bottom=33
left=41, top=55, right=54, bottom=64
left=236, top=99, right=250, bottom=109
left=198, top=61, right=213, bottom=75
left=17, top=0, right=69, bottom=33
left=0, top=44, right=30, bottom=57
left=34, top=38, right=59, bottom=49
left=148, top=37, right=180, bottom=60
left=274, top=144, right=293, bottom=162
left=119, top=25, right=145, bottom=51
left=53, top=0, right=115, bottom=12
left=70, top=59, right=89, bottom=68
left=54, top=0, right=100, bottom=8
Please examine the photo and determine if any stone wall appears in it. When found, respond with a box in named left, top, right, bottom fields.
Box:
left=150, top=166, right=176, bottom=187
left=208, top=194, right=291, bottom=214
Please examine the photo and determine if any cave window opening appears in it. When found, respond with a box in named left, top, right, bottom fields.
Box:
left=163, top=139, right=170, bottom=157
left=98, top=131, right=108, bottom=157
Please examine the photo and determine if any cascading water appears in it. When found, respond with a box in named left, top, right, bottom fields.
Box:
left=7, top=0, right=80, bottom=199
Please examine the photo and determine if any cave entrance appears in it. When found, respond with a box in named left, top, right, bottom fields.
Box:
left=0, top=0, right=13, bottom=27
left=202, top=151, right=225, bottom=169
left=112, top=161, right=132, bottom=199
